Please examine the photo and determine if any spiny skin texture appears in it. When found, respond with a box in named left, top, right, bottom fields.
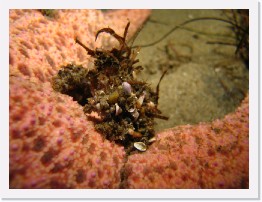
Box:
left=10, top=76, right=126, bottom=188
left=9, top=9, right=151, bottom=188
left=125, top=96, right=249, bottom=188
left=9, top=9, right=249, bottom=189
left=9, top=9, right=151, bottom=82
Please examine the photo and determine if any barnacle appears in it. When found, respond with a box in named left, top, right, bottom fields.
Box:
left=52, top=22, right=168, bottom=153
left=134, top=142, right=147, bottom=152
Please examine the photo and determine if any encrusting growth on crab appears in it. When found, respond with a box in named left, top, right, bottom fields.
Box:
left=52, top=22, right=168, bottom=153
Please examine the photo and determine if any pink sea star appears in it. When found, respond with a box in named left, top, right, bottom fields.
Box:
left=9, top=9, right=248, bottom=188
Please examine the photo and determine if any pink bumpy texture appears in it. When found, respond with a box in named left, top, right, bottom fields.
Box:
left=10, top=76, right=126, bottom=188
left=125, top=95, right=248, bottom=188
left=9, top=9, right=151, bottom=82
left=9, top=9, right=248, bottom=188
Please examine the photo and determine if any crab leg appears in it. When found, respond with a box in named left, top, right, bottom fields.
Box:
left=75, top=37, right=95, bottom=56
left=95, top=24, right=131, bottom=56
left=156, top=69, right=168, bottom=105
left=123, top=21, right=130, bottom=41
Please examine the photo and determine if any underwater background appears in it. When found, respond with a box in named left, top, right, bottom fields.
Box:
left=9, top=9, right=249, bottom=189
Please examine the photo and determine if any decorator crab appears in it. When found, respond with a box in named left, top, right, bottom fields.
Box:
left=52, top=22, right=168, bottom=153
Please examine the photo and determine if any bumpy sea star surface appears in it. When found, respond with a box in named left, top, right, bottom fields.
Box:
left=125, top=95, right=248, bottom=188
left=9, top=9, right=248, bottom=188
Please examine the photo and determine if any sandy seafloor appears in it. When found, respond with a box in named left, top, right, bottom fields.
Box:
left=129, top=9, right=249, bottom=132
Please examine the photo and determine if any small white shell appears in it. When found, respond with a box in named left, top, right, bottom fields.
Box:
left=128, top=108, right=139, bottom=120
left=137, top=91, right=146, bottom=108
left=147, top=101, right=155, bottom=108
left=128, top=108, right=135, bottom=113
left=122, top=82, right=132, bottom=95
left=132, top=71, right=137, bottom=78
left=98, top=90, right=105, bottom=95
left=134, top=142, right=147, bottom=152
left=115, top=103, right=122, bottom=116
left=95, top=103, right=101, bottom=110
left=148, top=137, right=156, bottom=143
left=132, top=109, right=139, bottom=120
